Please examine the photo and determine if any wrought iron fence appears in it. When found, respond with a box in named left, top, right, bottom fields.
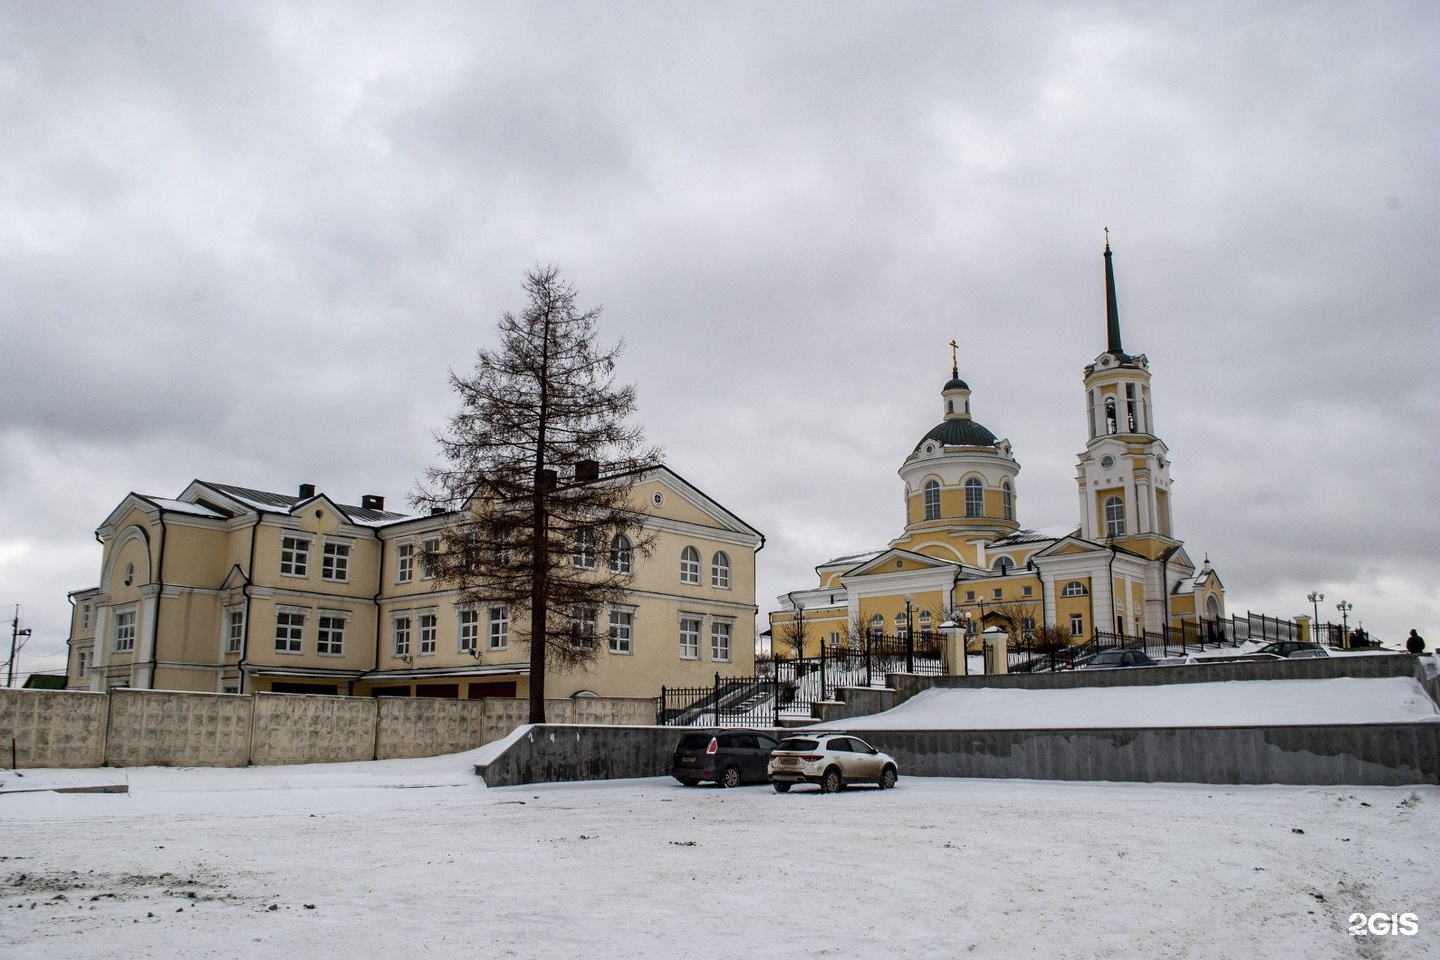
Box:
left=1005, top=611, right=1313, bottom=673
left=657, top=634, right=944, bottom=726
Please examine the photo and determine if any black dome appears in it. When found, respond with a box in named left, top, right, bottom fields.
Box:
left=914, top=418, right=999, bottom=451
left=944, top=375, right=970, bottom=391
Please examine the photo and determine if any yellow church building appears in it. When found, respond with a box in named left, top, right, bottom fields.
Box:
left=769, top=241, right=1226, bottom=658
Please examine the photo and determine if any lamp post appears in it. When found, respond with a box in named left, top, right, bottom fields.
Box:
left=903, top=594, right=915, bottom=673
left=961, top=611, right=972, bottom=676
left=1336, top=601, right=1353, bottom=648
left=1307, top=592, right=1324, bottom=638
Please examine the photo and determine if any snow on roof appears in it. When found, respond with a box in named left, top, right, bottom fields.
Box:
left=821, top=677, right=1440, bottom=730
left=147, top=497, right=229, bottom=518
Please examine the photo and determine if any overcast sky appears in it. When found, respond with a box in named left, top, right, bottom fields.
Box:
left=3, top=2, right=1436, bottom=678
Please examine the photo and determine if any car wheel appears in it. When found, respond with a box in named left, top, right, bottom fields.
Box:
left=773, top=781, right=791, bottom=793
left=878, top=766, right=897, bottom=790
left=720, top=766, right=741, bottom=789
left=820, top=768, right=842, bottom=794
left=677, top=778, right=700, bottom=787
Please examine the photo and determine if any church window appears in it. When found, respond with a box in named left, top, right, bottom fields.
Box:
left=869, top=613, right=884, bottom=641
left=1070, top=614, right=1085, bottom=636
left=993, top=556, right=1013, bottom=574
left=1104, top=398, right=1118, bottom=435
left=894, top=612, right=907, bottom=640
left=573, top=529, right=597, bottom=570
left=1061, top=581, right=1089, bottom=597
left=964, top=478, right=983, bottom=518
left=1104, top=496, right=1126, bottom=538
left=1125, top=383, right=1139, bottom=432
left=1001, top=481, right=1013, bottom=521
left=923, top=480, right=940, bottom=520
left=918, top=610, right=932, bottom=639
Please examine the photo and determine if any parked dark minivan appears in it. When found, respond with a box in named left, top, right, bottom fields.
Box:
left=671, top=730, right=780, bottom=787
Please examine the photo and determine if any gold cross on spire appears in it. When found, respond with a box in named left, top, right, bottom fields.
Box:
left=1104, top=226, right=1110, bottom=248
left=949, top=339, right=958, bottom=373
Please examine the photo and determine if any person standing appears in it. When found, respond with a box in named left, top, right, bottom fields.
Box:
left=1405, top=629, right=1426, bottom=654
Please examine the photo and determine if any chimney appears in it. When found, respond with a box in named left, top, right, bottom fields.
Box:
left=575, top=460, right=600, bottom=483
left=360, top=494, right=385, bottom=511
left=298, top=483, right=316, bottom=499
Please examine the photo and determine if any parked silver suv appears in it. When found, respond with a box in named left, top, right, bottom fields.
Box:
left=767, top=733, right=899, bottom=793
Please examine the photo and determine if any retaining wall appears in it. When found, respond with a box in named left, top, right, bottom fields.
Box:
left=0, top=690, right=109, bottom=768
left=0, top=688, right=653, bottom=770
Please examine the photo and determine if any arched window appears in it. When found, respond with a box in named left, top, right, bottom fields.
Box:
left=992, top=556, right=1014, bottom=574
left=869, top=613, right=884, bottom=641
left=711, top=551, right=731, bottom=589
left=1061, top=580, right=1089, bottom=597
left=918, top=610, right=933, bottom=640
left=964, top=477, right=983, bottom=518
left=609, top=534, right=632, bottom=575
left=573, top=529, right=596, bottom=569
left=1104, top=495, right=1126, bottom=538
left=894, top=611, right=908, bottom=639
left=1104, top=398, right=1118, bottom=434
left=1001, top=481, right=1013, bottom=521
left=923, top=480, right=941, bottom=520
left=679, top=546, right=700, bottom=584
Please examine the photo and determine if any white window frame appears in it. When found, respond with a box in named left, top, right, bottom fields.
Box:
left=1002, top=481, right=1014, bottom=521
left=573, top=529, right=597, bottom=570
left=316, top=612, right=347, bottom=656
left=280, top=536, right=311, bottom=578
left=1062, top=581, right=1089, bottom=597
left=419, top=538, right=440, bottom=581
left=711, top=551, right=731, bottom=589
left=680, top=546, right=700, bottom=585
left=392, top=614, right=412, bottom=658
left=112, top=607, right=137, bottom=653
left=224, top=607, right=245, bottom=654
left=1105, top=495, right=1126, bottom=538
left=275, top=608, right=306, bottom=654
left=609, top=534, right=633, bottom=575
left=608, top=607, right=634, bottom=655
left=710, top=619, right=732, bottom=662
left=458, top=607, right=479, bottom=654
left=1070, top=613, right=1085, bottom=637
left=572, top=606, right=598, bottom=650
left=418, top=610, right=438, bottom=655
left=964, top=477, right=984, bottom=518
left=488, top=605, right=509, bottom=651
left=923, top=479, right=940, bottom=520
left=81, top=603, right=92, bottom=630
left=395, top=541, right=415, bottom=583
left=321, top=540, right=351, bottom=582
left=679, top=615, right=701, bottom=660
left=76, top=650, right=89, bottom=679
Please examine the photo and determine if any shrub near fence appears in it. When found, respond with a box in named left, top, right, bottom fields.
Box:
left=0, top=688, right=654, bottom=770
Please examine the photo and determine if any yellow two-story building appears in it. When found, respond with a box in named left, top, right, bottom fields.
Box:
left=66, top=466, right=762, bottom=700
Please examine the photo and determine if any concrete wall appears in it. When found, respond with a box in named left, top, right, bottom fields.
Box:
left=0, top=689, right=109, bottom=769
left=1, top=689, right=652, bottom=770
left=105, top=689, right=252, bottom=768
left=474, top=720, right=1440, bottom=788
left=252, top=693, right=378, bottom=765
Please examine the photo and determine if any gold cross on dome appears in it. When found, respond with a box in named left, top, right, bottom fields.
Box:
left=949, top=339, right=958, bottom=371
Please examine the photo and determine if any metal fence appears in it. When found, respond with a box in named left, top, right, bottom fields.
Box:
left=657, top=636, right=944, bottom=727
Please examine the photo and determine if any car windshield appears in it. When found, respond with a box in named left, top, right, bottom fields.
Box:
left=676, top=734, right=711, bottom=751
left=776, top=738, right=819, bottom=752
left=1092, top=651, right=1124, bottom=664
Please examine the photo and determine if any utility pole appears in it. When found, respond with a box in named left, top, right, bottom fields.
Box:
left=7, top=607, right=33, bottom=688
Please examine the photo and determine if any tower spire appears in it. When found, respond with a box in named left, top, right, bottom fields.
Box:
left=1104, top=228, right=1123, bottom=356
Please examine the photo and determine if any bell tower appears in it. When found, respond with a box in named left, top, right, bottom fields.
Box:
left=1075, top=235, right=1178, bottom=558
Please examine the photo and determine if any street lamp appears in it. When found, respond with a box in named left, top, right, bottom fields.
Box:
left=1336, top=601, right=1353, bottom=647
left=1307, top=592, right=1324, bottom=635
left=7, top=610, right=32, bottom=688
left=903, top=594, right=915, bottom=673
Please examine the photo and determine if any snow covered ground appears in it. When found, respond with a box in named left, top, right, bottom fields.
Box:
left=1, top=757, right=1436, bottom=958
left=3, top=672, right=1437, bottom=958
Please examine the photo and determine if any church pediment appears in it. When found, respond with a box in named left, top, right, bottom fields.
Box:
left=840, top=548, right=961, bottom=579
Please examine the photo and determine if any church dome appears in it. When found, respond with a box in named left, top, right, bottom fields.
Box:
left=914, top=417, right=998, bottom=451
left=944, top=374, right=970, bottom=392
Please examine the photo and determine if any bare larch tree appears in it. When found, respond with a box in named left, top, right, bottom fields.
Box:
left=417, top=266, right=660, bottom=723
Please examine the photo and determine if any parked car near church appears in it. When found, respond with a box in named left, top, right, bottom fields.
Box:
left=767, top=733, right=899, bottom=793
left=671, top=730, right=780, bottom=787
left=1078, top=648, right=1159, bottom=670
left=1254, top=641, right=1329, bottom=658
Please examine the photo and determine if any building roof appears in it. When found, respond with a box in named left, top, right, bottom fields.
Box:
left=195, top=482, right=412, bottom=526
left=914, top=417, right=999, bottom=450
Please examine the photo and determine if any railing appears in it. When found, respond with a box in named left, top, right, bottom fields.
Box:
left=1007, top=611, right=1313, bottom=672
